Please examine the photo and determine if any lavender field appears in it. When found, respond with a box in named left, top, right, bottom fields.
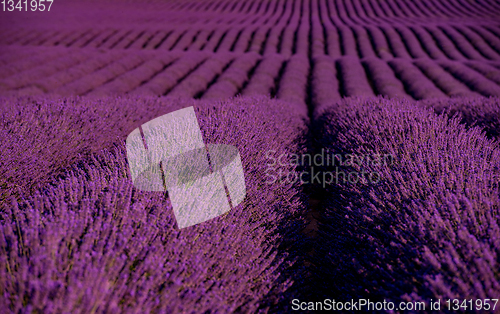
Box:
left=1, top=0, right=500, bottom=313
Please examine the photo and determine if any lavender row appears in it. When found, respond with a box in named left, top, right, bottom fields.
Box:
left=351, top=25, right=376, bottom=59
left=276, top=54, right=310, bottom=113
left=0, top=95, right=309, bottom=313
left=167, top=53, right=235, bottom=98
left=0, top=95, right=197, bottom=201
left=413, top=58, right=480, bottom=97
left=35, top=51, right=128, bottom=93
left=88, top=54, right=180, bottom=97
left=261, top=0, right=291, bottom=55
left=317, top=0, right=341, bottom=57
left=310, top=0, right=325, bottom=58
left=294, top=0, right=310, bottom=56
left=311, top=55, right=341, bottom=110
left=241, top=53, right=285, bottom=96
left=439, top=25, right=487, bottom=61
left=379, top=25, right=411, bottom=59
left=389, top=58, right=447, bottom=99
left=278, top=0, right=301, bottom=57
left=0, top=52, right=90, bottom=91
left=453, top=25, right=500, bottom=60
left=0, top=48, right=70, bottom=80
left=438, top=59, right=500, bottom=97
left=362, top=57, right=408, bottom=98
left=336, top=56, right=375, bottom=97
left=202, top=52, right=261, bottom=99
left=312, top=97, right=500, bottom=304
left=169, top=0, right=500, bottom=20
left=419, top=96, right=500, bottom=139
left=366, top=25, right=393, bottom=60
left=129, top=51, right=210, bottom=96
left=54, top=54, right=147, bottom=96
left=394, top=25, right=429, bottom=59
left=465, top=61, right=500, bottom=86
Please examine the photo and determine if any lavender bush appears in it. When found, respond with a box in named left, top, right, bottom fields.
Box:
left=0, top=95, right=310, bottom=313
left=312, top=97, right=500, bottom=308
left=419, top=96, right=500, bottom=139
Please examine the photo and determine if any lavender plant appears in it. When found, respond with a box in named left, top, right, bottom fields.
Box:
left=312, top=97, right=500, bottom=308
left=419, top=96, right=500, bottom=139
left=1, top=95, right=310, bottom=313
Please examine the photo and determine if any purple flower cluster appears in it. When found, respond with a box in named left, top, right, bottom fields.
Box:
left=0, top=95, right=309, bottom=313
left=419, top=96, right=500, bottom=139
left=0, top=95, right=192, bottom=201
left=312, top=97, right=500, bottom=304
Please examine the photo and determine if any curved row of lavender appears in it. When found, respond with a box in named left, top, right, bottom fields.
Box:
left=1, top=0, right=500, bottom=101
left=2, top=47, right=499, bottom=104
left=311, top=97, right=500, bottom=308
left=0, top=95, right=310, bottom=313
